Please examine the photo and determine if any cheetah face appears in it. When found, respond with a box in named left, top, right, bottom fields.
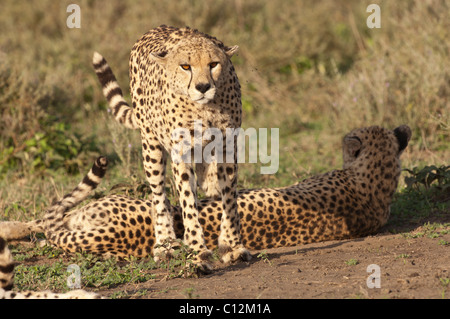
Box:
left=150, top=39, right=238, bottom=105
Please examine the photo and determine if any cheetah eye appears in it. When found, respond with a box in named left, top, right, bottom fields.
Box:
left=209, top=62, right=219, bottom=69
left=180, top=64, right=191, bottom=71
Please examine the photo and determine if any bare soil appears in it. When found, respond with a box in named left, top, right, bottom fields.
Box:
left=100, top=214, right=450, bottom=300
left=10, top=211, right=449, bottom=302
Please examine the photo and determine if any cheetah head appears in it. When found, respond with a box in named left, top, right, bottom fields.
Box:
left=342, top=125, right=411, bottom=169
left=150, top=37, right=238, bottom=105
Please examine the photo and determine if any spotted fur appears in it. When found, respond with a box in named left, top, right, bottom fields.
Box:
left=93, top=25, right=249, bottom=268
left=1, top=126, right=411, bottom=259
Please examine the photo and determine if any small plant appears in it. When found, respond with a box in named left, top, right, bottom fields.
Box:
left=390, top=166, right=450, bottom=230
left=110, top=291, right=131, bottom=299
left=404, top=165, right=450, bottom=192
left=184, top=287, right=200, bottom=299
left=257, top=250, right=273, bottom=266
left=439, top=278, right=450, bottom=299
left=156, top=239, right=200, bottom=278
left=14, top=260, right=69, bottom=292
left=438, top=239, right=449, bottom=246
left=396, top=253, right=411, bottom=265
left=400, top=222, right=450, bottom=241
left=1, top=121, right=99, bottom=176
left=345, top=258, right=359, bottom=266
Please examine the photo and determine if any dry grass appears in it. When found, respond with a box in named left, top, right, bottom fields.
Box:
left=0, top=0, right=448, bottom=219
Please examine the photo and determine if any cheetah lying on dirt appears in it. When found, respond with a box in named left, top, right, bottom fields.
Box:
left=93, top=25, right=249, bottom=268
left=0, top=125, right=411, bottom=259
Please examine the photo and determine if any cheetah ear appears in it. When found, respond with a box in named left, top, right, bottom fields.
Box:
left=225, top=45, right=239, bottom=58
left=393, top=125, right=411, bottom=152
left=343, top=136, right=362, bottom=158
left=149, top=51, right=168, bottom=65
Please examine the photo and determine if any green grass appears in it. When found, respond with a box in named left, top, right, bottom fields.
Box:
left=0, top=0, right=448, bottom=194
left=400, top=222, right=450, bottom=240
left=439, top=278, right=450, bottom=299
left=9, top=240, right=201, bottom=298
left=388, top=165, right=450, bottom=230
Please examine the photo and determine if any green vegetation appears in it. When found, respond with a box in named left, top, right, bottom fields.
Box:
left=1, top=0, right=448, bottom=193
left=345, top=258, right=359, bottom=266
left=257, top=249, right=273, bottom=266
left=389, top=165, right=450, bottom=230
left=440, top=278, right=450, bottom=299
left=0, top=0, right=448, bottom=296
left=404, top=165, right=450, bottom=192
left=9, top=240, right=201, bottom=298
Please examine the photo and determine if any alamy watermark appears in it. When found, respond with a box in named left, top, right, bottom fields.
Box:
left=366, top=4, right=381, bottom=29
left=67, top=3, right=381, bottom=30
left=366, top=264, right=381, bottom=288
left=66, top=4, right=81, bottom=28
left=67, top=264, right=81, bottom=289
left=171, top=120, right=279, bottom=174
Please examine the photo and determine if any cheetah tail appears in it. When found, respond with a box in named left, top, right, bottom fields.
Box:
left=0, top=220, right=44, bottom=241
left=0, top=157, right=109, bottom=240
left=0, top=236, right=14, bottom=291
left=92, top=52, right=139, bottom=130
left=53, top=156, right=109, bottom=213
left=41, top=156, right=109, bottom=230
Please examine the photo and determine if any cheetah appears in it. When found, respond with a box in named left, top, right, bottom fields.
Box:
left=93, top=25, right=249, bottom=268
left=0, top=125, right=411, bottom=258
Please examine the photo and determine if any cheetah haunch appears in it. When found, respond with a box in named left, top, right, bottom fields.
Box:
left=0, top=125, right=411, bottom=258
left=93, top=25, right=249, bottom=268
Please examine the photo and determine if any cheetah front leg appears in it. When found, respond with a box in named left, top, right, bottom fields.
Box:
left=217, top=161, right=252, bottom=263
left=171, top=160, right=213, bottom=272
left=141, top=134, right=178, bottom=261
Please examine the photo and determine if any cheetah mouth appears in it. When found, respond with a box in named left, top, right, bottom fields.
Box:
left=191, top=88, right=216, bottom=105
left=194, top=96, right=213, bottom=105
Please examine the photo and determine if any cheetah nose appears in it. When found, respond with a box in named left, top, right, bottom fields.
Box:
left=195, top=83, right=211, bottom=94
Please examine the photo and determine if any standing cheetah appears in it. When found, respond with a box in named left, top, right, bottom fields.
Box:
left=0, top=126, right=411, bottom=258
left=93, top=25, right=250, bottom=268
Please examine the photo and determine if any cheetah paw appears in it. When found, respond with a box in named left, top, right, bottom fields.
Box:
left=219, top=245, right=252, bottom=264
left=192, top=249, right=214, bottom=274
left=153, top=239, right=182, bottom=262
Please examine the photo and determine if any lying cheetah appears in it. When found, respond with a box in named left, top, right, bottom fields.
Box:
left=0, top=125, right=411, bottom=258
left=93, top=25, right=249, bottom=268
